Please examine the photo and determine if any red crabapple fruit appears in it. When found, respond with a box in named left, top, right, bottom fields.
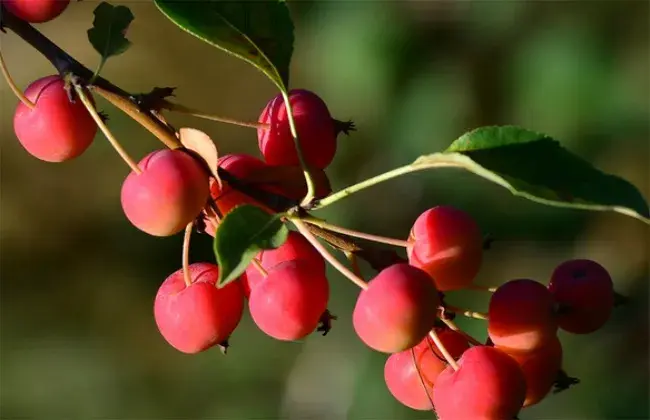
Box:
left=2, top=0, right=70, bottom=23
left=353, top=263, right=439, bottom=353
left=407, top=206, right=483, bottom=291
left=246, top=164, right=332, bottom=201
left=548, top=259, right=614, bottom=334
left=206, top=154, right=275, bottom=231
left=121, top=149, right=210, bottom=236
left=258, top=89, right=337, bottom=169
left=243, top=230, right=325, bottom=298
left=248, top=260, right=329, bottom=341
left=433, top=346, right=526, bottom=420
left=488, top=279, right=558, bottom=352
left=154, top=263, right=245, bottom=354
left=384, top=329, right=470, bottom=410
left=503, top=335, right=563, bottom=407
left=13, top=75, right=97, bottom=162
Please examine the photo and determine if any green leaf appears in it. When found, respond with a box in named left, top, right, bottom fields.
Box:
left=213, top=204, right=289, bottom=287
left=87, top=2, right=134, bottom=60
left=153, top=0, right=294, bottom=91
left=413, top=125, right=649, bottom=223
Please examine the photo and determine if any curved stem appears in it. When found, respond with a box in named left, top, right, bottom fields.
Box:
left=428, top=328, right=459, bottom=371
left=164, top=101, right=268, bottom=129
left=73, top=83, right=142, bottom=174
left=440, top=318, right=482, bottom=346
left=90, top=85, right=182, bottom=150
left=0, top=48, right=35, bottom=109
left=182, top=221, right=193, bottom=287
left=290, top=216, right=368, bottom=290
left=314, top=162, right=462, bottom=210
left=444, top=305, right=489, bottom=321
left=303, top=216, right=410, bottom=248
left=411, top=348, right=434, bottom=409
left=280, top=90, right=316, bottom=207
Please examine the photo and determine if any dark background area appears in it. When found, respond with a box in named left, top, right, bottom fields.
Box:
left=1, top=1, right=648, bottom=418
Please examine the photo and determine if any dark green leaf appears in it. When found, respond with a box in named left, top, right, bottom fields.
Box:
left=412, top=126, right=649, bottom=224
left=214, top=204, right=288, bottom=287
left=87, top=2, right=134, bottom=59
left=154, top=0, right=293, bottom=91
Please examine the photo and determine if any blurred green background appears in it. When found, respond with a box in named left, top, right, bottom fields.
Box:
left=1, top=1, right=648, bottom=419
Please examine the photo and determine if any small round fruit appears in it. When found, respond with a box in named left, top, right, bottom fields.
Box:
left=433, top=346, right=526, bottom=420
left=502, top=335, right=563, bottom=407
left=258, top=89, right=337, bottom=169
left=407, top=206, right=483, bottom=291
left=384, top=329, right=470, bottom=410
left=353, top=263, right=439, bottom=353
left=243, top=230, right=325, bottom=298
left=154, top=263, right=245, bottom=354
left=488, top=279, right=558, bottom=352
left=548, top=259, right=614, bottom=334
left=13, top=75, right=97, bottom=162
left=121, top=149, right=210, bottom=236
left=2, top=0, right=70, bottom=23
left=248, top=260, right=329, bottom=341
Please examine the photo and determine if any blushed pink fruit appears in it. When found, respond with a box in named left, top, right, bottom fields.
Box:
left=121, top=149, right=210, bottom=236
left=258, top=89, right=337, bottom=169
left=488, top=279, right=558, bottom=352
left=407, top=206, right=483, bottom=291
left=353, top=263, right=439, bottom=353
left=548, top=259, right=614, bottom=334
left=2, top=0, right=70, bottom=23
left=154, top=263, right=245, bottom=354
left=243, top=231, right=325, bottom=298
left=248, top=260, right=329, bottom=341
left=384, top=329, right=470, bottom=410
left=433, top=346, right=526, bottom=420
left=13, top=75, right=97, bottom=162
left=502, top=335, right=563, bottom=407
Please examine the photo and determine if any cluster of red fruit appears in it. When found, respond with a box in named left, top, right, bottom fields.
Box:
left=6, top=3, right=619, bottom=418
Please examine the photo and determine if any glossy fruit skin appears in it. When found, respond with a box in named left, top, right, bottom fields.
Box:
left=258, top=89, right=337, bottom=169
left=353, top=264, right=439, bottom=353
left=121, top=149, right=210, bottom=236
left=503, top=335, right=563, bottom=407
left=2, top=0, right=70, bottom=23
left=243, top=230, right=325, bottom=298
left=13, top=75, right=97, bottom=162
left=433, top=346, right=527, bottom=420
left=488, top=279, right=558, bottom=352
left=248, top=260, right=329, bottom=341
left=407, top=206, right=483, bottom=291
left=384, top=329, right=470, bottom=410
left=205, top=154, right=275, bottom=234
left=154, top=263, right=245, bottom=354
left=548, top=259, right=614, bottom=334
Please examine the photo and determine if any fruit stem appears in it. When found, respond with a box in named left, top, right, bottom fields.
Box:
left=428, top=328, right=459, bottom=371
left=182, top=221, right=193, bottom=287
left=0, top=48, right=35, bottom=109
left=90, top=85, right=182, bottom=150
left=314, top=162, right=463, bottom=210
left=73, top=82, right=142, bottom=174
left=466, top=284, right=497, bottom=293
left=302, top=216, right=410, bottom=248
left=290, top=216, right=369, bottom=290
left=163, top=101, right=268, bottom=129
left=440, top=318, right=483, bottom=346
left=411, top=348, right=435, bottom=409
left=251, top=258, right=268, bottom=277
left=280, top=90, right=317, bottom=207
left=344, top=251, right=364, bottom=281
left=444, top=305, right=488, bottom=321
